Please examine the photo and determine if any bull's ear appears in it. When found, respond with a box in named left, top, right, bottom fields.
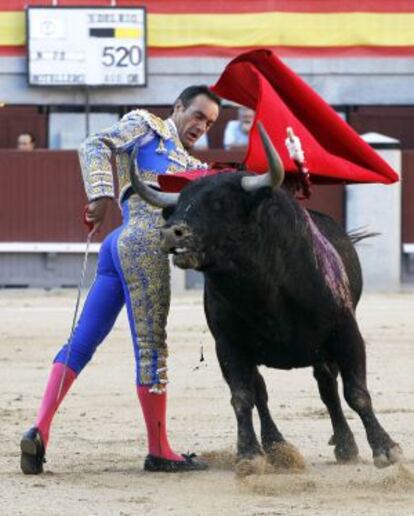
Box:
left=162, top=205, right=176, bottom=221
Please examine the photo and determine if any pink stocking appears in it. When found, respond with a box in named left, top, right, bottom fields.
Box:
left=35, top=362, right=77, bottom=447
left=137, top=386, right=184, bottom=461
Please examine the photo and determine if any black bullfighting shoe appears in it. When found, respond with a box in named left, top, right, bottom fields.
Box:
left=144, top=453, right=208, bottom=473
left=20, top=427, right=46, bottom=475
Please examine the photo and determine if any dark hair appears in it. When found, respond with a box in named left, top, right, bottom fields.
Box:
left=18, top=132, right=36, bottom=144
left=174, top=85, right=222, bottom=110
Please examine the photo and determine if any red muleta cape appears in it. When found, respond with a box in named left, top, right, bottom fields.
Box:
left=159, top=49, right=398, bottom=193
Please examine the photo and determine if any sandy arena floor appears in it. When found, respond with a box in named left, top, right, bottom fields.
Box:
left=0, top=289, right=413, bottom=515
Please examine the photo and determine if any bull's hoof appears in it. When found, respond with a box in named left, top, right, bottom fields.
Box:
left=373, top=444, right=404, bottom=469
left=329, top=433, right=360, bottom=463
left=265, top=441, right=306, bottom=471
left=235, top=454, right=267, bottom=478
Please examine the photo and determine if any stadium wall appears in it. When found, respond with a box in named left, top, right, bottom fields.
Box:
left=2, top=55, right=414, bottom=106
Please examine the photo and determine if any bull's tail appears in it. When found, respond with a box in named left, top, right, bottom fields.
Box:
left=347, top=227, right=380, bottom=245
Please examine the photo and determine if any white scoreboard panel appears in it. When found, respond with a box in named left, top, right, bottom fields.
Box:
left=27, top=7, right=146, bottom=87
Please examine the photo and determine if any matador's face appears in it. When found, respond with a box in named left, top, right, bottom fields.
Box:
left=172, top=94, right=219, bottom=150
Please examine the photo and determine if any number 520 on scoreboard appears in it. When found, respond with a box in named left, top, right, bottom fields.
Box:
left=28, top=7, right=147, bottom=87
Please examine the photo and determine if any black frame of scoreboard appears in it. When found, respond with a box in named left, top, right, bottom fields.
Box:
left=26, top=5, right=148, bottom=88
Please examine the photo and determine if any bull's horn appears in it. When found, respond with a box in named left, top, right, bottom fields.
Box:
left=258, top=122, right=285, bottom=189
left=241, top=122, right=285, bottom=192
left=128, top=145, right=179, bottom=208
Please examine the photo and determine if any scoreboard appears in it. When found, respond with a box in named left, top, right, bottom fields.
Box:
left=27, top=7, right=147, bottom=87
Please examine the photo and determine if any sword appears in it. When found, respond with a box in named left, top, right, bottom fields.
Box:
left=56, top=207, right=95, bottom=401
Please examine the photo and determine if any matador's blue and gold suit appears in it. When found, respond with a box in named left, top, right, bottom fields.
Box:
left=54, top=110, right=207, bottom=389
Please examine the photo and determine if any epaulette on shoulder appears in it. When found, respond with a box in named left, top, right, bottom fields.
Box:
left=127, top=109, right=173, bottom=140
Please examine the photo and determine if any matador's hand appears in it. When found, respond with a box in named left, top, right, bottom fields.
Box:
left=85, top=197, right=112, bottom=234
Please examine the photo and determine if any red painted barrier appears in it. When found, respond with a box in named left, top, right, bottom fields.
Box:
left=402, top=150, right=414, bottom=244
left=0, top=150, right=121, bottom=242
left=0, top=149, right=345, bottom=243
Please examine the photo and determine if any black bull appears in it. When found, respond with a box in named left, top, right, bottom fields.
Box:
left=128, top=129, right=403, bottom=474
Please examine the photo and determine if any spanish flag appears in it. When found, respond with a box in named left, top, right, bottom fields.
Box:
left=1, top=0, right=414, bottom=57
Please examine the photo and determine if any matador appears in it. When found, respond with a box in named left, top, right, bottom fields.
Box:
left=20, top=85, right=221, bottom=474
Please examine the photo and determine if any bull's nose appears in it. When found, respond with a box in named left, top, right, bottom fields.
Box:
left=160, top=224, right=190, bottom=252
left=160, top=225, right=186, bottom=241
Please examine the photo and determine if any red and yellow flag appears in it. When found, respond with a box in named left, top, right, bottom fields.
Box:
left=1, top=0, right=414, bottom=57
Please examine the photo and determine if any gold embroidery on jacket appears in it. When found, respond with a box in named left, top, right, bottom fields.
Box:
left=168, top=150, right=187, bottom=168
left=117, top=196, right=170, bottom=385
left=156, top=138, right=167, bottom=154
left=80, top=109, right=207, bottom=202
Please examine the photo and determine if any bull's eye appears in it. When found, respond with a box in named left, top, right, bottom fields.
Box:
left=174, top=227, right=184, bottom=238
left=211, top=200, right=223, bottom=211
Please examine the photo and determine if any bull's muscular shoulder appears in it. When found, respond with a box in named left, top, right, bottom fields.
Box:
left=122, top=109, right=174, bottom=140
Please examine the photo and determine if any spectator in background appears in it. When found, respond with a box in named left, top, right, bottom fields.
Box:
left=223, top=107, right=254, bottom=149
left=17, top=132, right=36, bottom=151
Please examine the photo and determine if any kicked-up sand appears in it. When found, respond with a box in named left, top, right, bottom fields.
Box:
left=0, top=289, right=413, bottom=515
